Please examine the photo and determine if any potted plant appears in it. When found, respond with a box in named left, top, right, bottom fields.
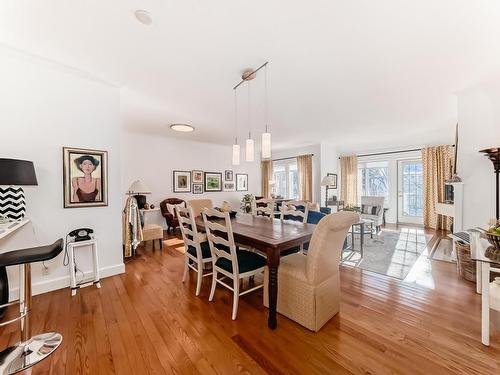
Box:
left=240, top=194, right=254, bottom=213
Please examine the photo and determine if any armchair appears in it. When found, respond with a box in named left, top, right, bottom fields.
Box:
left=264, top=211, right=359, bottom=331
left=160, top=198, right=185, bottom=232
left=359, top=196, right=384, bottom=231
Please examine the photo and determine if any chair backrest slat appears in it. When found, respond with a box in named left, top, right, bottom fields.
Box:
left=202, top=208, right=239, bottom=273
left=176, top=206, right=204, bottom=259
left=252, top=198, right=275, bottom=217
left=280, top=200, right=309, bottom=223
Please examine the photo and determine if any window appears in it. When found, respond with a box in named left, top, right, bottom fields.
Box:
left=357, top=161, right=389, bottom=204
left=272, top=159, right=299, bottom=200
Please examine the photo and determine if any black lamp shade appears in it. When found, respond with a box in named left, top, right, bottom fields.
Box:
left=0, top=159, right=38, bottom=186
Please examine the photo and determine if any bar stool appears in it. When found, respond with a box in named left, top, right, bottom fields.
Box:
left=0, top=238, right=64, bottom=374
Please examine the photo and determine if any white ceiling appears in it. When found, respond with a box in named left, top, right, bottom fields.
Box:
left=2, top=1, right=500, bottom=150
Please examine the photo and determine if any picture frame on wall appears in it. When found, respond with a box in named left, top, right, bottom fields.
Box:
left=173, top=170, right=191, bottom=193
left=193, top=183, right=203, bottom=194
left=223, top=181, right=235, bottom=192
left=224, top=170, right=233, bottom=181
left=204, top=172, right=222, bottom=192
left=236, top=173, right=248, bottom=191
left=327, top=173, right=338, bottom=189
left=192, top=170, right=203, bottom=183
left=63, top=146, right=108, bottom=208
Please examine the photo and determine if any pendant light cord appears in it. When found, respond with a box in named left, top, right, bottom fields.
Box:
left=265, top=64, right=269, bottom=133
left=247, top=81, right=251, bottom=139
left=234, top=90, right=238, bottom=144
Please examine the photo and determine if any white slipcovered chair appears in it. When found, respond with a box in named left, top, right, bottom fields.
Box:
left=264, top=211, right=359, bottom=331
left=359, top=196, right=384, bottom=231
left=187, top=199, right=213, bottom=217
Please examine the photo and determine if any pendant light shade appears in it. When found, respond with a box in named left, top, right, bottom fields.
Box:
left=245, top=138, right=254, bottom=162
left=262, top=132, right=271, bottom=159
left=232, top=144, right=240, bottom=165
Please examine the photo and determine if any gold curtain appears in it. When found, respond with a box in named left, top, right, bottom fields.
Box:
left=422, top=145, right=453, bottom=230
left=297, top=154, right=313, bottom=202
left=261, top=160, right=272, bottom=198
left=340, top=156, right=358, bottom=206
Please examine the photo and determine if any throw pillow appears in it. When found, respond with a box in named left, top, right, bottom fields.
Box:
left=167, top=202, right=185, bottom=215
left=361, top=204, right=381, bottom=216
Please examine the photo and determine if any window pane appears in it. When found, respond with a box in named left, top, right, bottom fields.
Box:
left=402, top=162, right=423, bottom=217
left=358, top=162, right=389, bottom=204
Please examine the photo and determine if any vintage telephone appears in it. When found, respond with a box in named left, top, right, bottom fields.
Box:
left=68, top=228, right=93, bottom=242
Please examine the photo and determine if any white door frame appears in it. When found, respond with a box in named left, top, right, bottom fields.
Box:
left=397, top=159, right=424, bottom=225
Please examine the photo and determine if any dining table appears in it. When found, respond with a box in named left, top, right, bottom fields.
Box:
left=195, top=213, right=316, bottom=329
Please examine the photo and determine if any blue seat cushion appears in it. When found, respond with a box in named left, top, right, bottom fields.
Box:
left=215, top=250, right=266, bottom=274
left=187, top=241, right=212, bottom=259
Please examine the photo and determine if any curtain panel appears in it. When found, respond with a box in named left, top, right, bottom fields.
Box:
left=261, top=160, right=273, bottom=198
left=340, top=155, right=358, bottom=206
left=421, top=145, right=453, bottom=230
left=297, top=154, right=313, bottom=202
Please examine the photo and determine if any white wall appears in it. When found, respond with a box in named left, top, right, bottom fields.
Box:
left=0, top=46, right=124, bottom=297
left=271, top=144, right=321, bottom=203
left=457, top=78, right=500, bottom=229
left=121, top=129, right=261, bottom=228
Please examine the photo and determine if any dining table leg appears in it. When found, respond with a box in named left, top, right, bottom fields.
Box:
left=267, top=249, right=280, bottom=329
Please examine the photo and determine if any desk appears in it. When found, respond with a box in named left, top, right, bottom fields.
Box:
left=196, top=214, right=315, bottom=329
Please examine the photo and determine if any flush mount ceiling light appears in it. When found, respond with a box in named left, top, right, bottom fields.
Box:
left=170, top=124, right=195, bottom=132
left=134, top=10, right=152, bottom=25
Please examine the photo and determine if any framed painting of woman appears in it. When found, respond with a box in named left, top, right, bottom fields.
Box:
left=63, top=147, right=108, bottom=208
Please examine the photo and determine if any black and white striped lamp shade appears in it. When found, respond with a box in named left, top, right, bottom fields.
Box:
left=0, top=186, right=26, bottom=220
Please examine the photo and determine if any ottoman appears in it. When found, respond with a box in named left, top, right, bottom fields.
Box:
left=142, top=224, right=164, bottom=250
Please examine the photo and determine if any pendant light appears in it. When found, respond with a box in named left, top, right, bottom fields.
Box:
left=232, top=90, right=240, bottom=165
left=261, top=64, right=272, bottom=159
left=245, top=82, right=255, bottom=162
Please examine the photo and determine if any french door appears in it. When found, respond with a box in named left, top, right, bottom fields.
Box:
left=397, top=159, right=424, bottom=225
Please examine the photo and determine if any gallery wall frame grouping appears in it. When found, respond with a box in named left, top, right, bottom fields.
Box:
left=63, top=146, right=108, bottom=208
left=172, top=169, right=247, bottom=194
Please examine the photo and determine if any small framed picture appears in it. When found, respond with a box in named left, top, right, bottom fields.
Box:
left=204, top=172, right=222, bottom=192
left=193, top=183, right=203, bottom=194
left=223, top=181, right=236, bottom=192
left=236, top=173, right=248, bottom=191
left=327, top=173, right=338, bottom=189
left=192, top=170, right=203, bottom=183
left=63, top=147, right=108, bottom=208
left=173, top=171, right=191, bottom=193
left=224, top=170, right=233, bottom=181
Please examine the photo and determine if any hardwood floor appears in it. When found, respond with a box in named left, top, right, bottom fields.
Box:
left=2, top=229, right=500, bottom=374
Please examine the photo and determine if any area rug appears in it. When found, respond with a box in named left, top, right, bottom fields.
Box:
left=342, top=228, right=433, bottom=280
left=429, top=237, right=455, bottom=263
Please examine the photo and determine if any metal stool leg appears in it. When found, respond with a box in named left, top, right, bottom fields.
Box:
left=0, top=263, right=62, bottom=374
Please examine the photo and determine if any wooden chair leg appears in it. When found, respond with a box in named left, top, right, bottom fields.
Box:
left=232, top=277, right=240, bottom=320
left=209, top=271, right=217, bottom=301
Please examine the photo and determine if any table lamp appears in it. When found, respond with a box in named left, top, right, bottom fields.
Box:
left=0, top=158, right=38, bottom=222
left=321, top=175, right=336, bottom=207
left=126, top=180, right=151, bottom=209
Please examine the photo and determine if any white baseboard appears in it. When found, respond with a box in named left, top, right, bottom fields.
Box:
left=8, top=263, right=125, bottom=299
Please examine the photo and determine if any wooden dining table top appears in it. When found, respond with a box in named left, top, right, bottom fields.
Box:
left=195, top=214, right=316, bottom=251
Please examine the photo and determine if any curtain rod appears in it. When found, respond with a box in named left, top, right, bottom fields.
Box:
left=338, top=146, right=455, bottom=159
left=273, top=153, right=314, bottom=162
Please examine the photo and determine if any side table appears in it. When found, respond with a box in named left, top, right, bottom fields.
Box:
left=67, top=238, right=101, bottom=296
